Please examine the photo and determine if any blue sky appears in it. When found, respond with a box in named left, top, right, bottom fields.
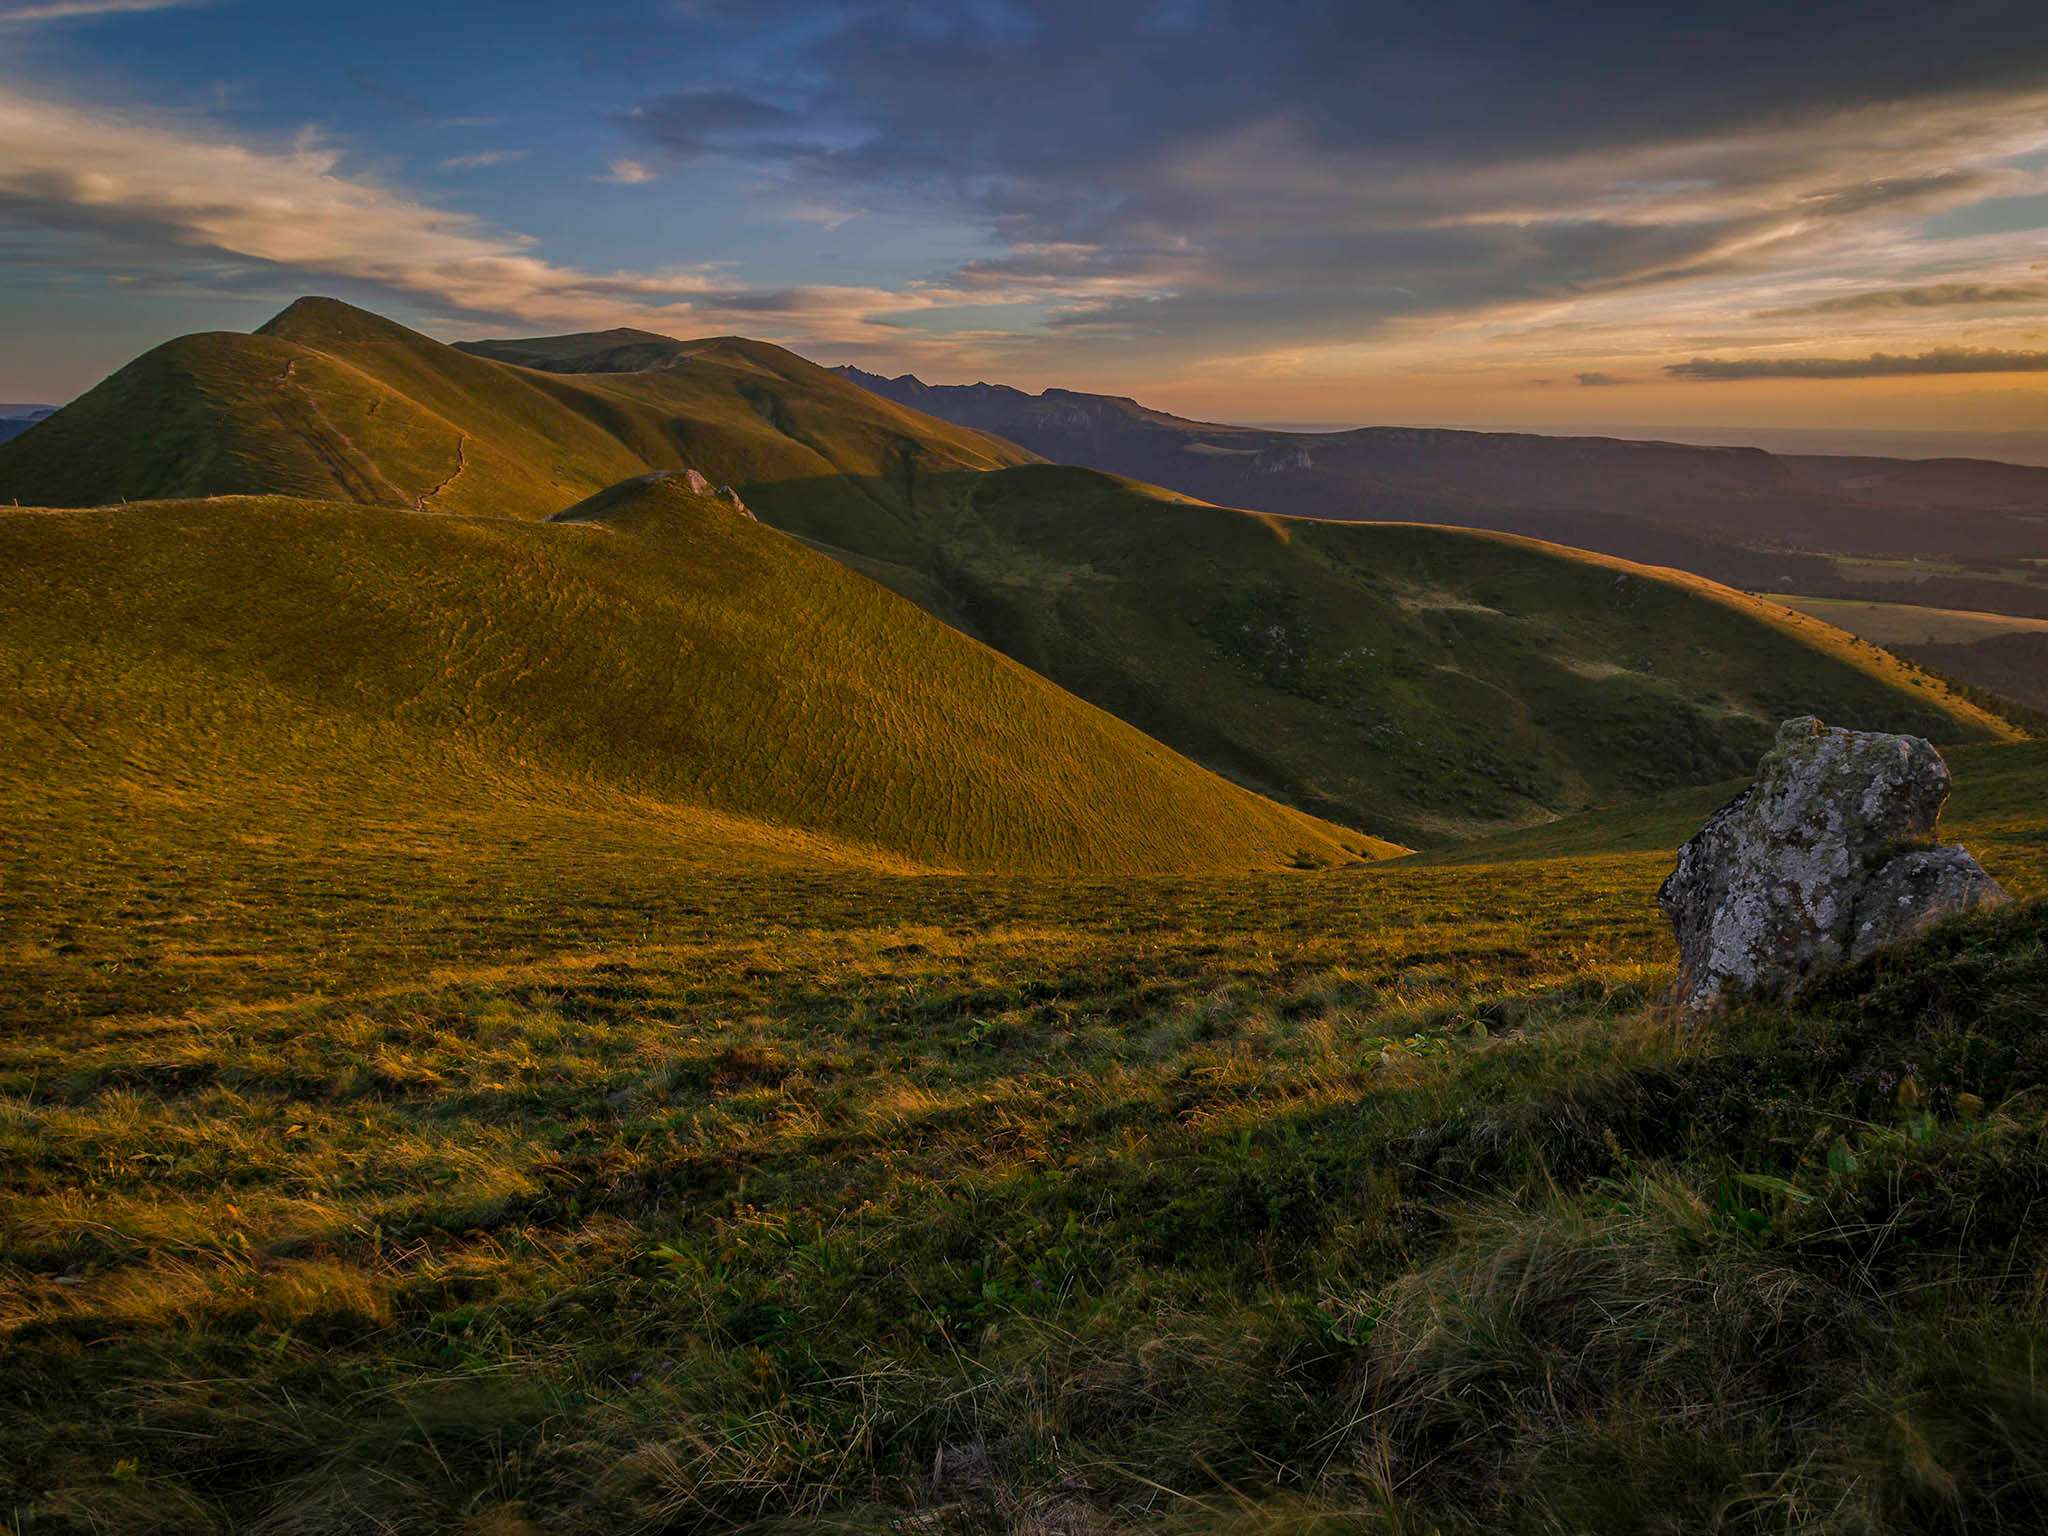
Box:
left=5, top=0, right=2048, bottom=431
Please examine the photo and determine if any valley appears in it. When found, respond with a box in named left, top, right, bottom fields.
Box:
left=834, top=367, right=2048, bottom=579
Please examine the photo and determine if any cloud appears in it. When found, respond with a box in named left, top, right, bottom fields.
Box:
left=629, top=89, right=807, bottom=160
left=15, top=3, right=2048, bottom=394
left=1575, top=371, right=1625, bottom=386
left=0, top=82, right=1076, bottom=370
left=606, top=2, right=2048, bottom=377
left=0, top=0, right=199, bottom=21
left=0, top=87, right=735, bottom=326
left=1668, top=348, right=2048, bottom=380
left=1758, top=281, right=2048, bottom=317
left=439, top=150, right=528, bottom=171
left=779, top=199, right=859, bottom=231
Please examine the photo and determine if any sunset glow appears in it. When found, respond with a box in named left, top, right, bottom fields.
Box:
left=4, top=2, right=2047, bottom=430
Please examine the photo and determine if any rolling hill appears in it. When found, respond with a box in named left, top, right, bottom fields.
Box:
left=0, top=299, right=1030, bottom=547
left=800, top=464, right=2013, bottom=843
left=1, top=299, right=2017, bottom=847
left=835, top=366, right=2048, bottom=575
left=0, top=478, right=1387, bottom=879
left=447, top=320, right=2022, bottom=842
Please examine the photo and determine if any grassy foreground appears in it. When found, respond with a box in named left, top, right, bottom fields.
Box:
left=3, top=743, right=2044, bottom=1533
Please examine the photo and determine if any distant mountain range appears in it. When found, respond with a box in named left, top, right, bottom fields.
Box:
left=0, top=405, right=54, bottom=447
left=832, top=368, right=2048, bottom=587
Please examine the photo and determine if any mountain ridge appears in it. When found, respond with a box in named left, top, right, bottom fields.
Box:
left=0, top=299, right=1033, bottom=529
left=832, top=363, right=2048, bottom=572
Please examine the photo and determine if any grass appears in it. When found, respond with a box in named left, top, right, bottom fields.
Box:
left=3, top=299, right=2013, bottom=845
left=1770, top=595, right=2048, bottom=645
left=0, top=300, right=1030, bottom=528
left=1, top=743, right=2043, bottom=1532
left=1899, top=635, right=2048, bottom=717
left=1422, top=739, right=2048, bottom=867
left=8, top=299, right=2048, bottom=1536
left=828, top=465, right=2012, bottom=844
left=1, top=472, right=2045, bottom=1530
left=0, top=486, right=1380, bottom=879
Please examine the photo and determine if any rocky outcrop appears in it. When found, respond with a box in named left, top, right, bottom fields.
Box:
left=1660, top=716, right=2008, bottom=1017
left=678, top=468, right=754, bottom=519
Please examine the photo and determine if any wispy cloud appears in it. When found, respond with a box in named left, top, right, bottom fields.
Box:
left=12, top=1, right=2048, bottom=405
left=1669, top=348, right=2048, bottom=380
left=1575, top=371, right=1626, bottom=386
left=780, top=199, right=859, bottom=231
left=439, top=149, right=528, bottom=171
left=601, top=3, right=2048, bottom=397
left=0, top=87, right=708, bottom=322
left=0, top=0, right=201, bottom=22
left=0, top=82, right=1062, bottom=366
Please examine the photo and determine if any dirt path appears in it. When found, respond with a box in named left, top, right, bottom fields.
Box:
left=418, top=435, right=468, bottom=511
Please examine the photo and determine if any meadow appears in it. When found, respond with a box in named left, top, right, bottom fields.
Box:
left=4, top=741, right=2044, bottom=1533
left=1771, top=596, right=2048, bottom=647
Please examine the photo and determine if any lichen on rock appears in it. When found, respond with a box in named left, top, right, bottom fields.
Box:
left=1659, top=715, right=2008, bottom=1017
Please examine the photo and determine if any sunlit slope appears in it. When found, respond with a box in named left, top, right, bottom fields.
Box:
left=0, top=311, right=646, bottom=515
left=1, top=299, right=2004, bottom=849
left=828, top=465, right=2014, bottom=845
left=0, top=300, right=1031, bottom=532
left=457, top=327, right=1036, bottom=561
left=0, top=481, right=1386, bottom=876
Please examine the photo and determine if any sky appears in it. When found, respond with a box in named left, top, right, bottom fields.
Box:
left=4, top=0, right=2048, bottom=434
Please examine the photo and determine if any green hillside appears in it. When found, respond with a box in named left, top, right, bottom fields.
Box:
left=0, top=299, right=1030, bottom=534
left=815, top=464, right=2016, bottom=844
left=0, top=481, right=1387, bottom=879
left=1419, top=737, right=2048, bottom=866
left=2, top=299, right=2014, bottom=848
left=450, top=321, right=2021, bottom=842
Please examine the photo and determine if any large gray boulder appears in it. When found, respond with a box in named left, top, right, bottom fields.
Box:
left=1660, top=716, right=2008, bottom=1017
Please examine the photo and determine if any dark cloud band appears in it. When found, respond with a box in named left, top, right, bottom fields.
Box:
left=1669, top=348, right=2048, bottom=380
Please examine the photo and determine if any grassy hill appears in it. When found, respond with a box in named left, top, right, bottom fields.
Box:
left=1419, top=737, right=2048, bottom=866
left=10, top=310, right=2048, bottom=1536
left=3, top=300, right=2016, bottom=847
left=453, top=321, right=2019, bottom=842
left=0, top=480, right=1385, bottom=880
left=0, top=299, right=1031, bottom=538
left=810, top=464, right=2015, bottom=844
